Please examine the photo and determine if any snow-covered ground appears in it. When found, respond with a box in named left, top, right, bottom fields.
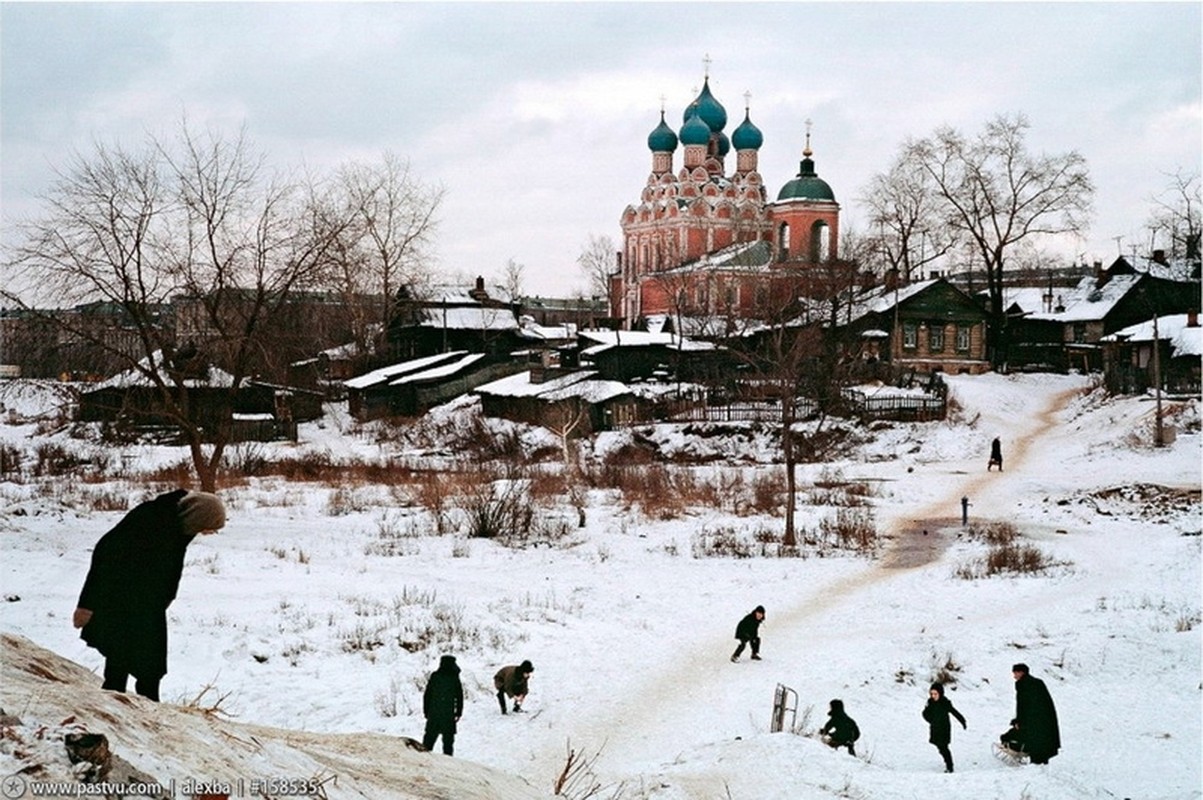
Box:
left=1, top=372, right=1200, bottom=799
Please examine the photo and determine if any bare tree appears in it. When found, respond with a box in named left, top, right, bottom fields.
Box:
left=576, top=233, right=617, bottom=300
left=330, top=152, right=445, bottom=355
left=908, top=113, right=1094, bottom=363
left=1146, top=168, right=1201, bottom=264
left=3, top=123, right=351, bottom=490
left=859, top=153, right=960, bottom=283
left=500, top=257, right=525, bottom=302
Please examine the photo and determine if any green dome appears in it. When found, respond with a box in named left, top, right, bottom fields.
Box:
left=715, top=131, right=730, bottom=157
left=776, top=157, right=836, bottom=202
left=679, top=110, right=711, bottom=146
left=731, top=110, right=763, bottom=150
left=647, top=111, right=678, bottom=152
left=692, top=78, right=727, bottom=132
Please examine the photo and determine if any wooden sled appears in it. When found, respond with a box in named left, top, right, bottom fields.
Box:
left=992, top=741, right=1030, bottom=766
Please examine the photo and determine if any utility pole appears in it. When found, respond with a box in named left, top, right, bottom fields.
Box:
left=1152, top=314, right=1165, bottom=447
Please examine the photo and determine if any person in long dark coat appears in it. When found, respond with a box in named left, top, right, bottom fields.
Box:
left=988, top=437, right=1004, bottom=471
left=422, top=654, right=464, bottom=755
left=1012, top=663, right=1060, bottom=764
left=730, top=605, right=765, bottom=662
left=73, top=489, right=226, bottom=701
left=494, top=660, right=534, bottom=714
left=922, top=682, right=967, bottom=773
left=819, top=698, right=861, bottom=756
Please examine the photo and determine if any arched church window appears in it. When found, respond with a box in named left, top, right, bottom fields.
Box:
left=811, top=221, right=830, bottom=262
left=778, top=222, right=790, bottom=262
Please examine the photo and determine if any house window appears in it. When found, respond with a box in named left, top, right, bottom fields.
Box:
left=1072, top=323, right=1087, bottom=343
left=725, top=285, right=738, bottom=308
left=928, top=323, right=945, bottom=353
left=956, top=325, right=971, bottom=353
left=903, top=322, right=918, bottom=350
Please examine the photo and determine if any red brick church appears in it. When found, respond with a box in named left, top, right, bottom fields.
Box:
left=613, top=69, right=845, bottom=330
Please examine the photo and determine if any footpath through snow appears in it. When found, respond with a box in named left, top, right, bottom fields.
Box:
left=553, top=376, right=1092, bottom=773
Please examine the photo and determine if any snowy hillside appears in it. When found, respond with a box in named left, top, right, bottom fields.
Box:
left=1, top=372, right=1199, bottom=800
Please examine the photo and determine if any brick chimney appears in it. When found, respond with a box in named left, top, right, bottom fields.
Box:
left=469, top=275, right=489, bottom=302
left=1189, top=309, right=1199, bottom=328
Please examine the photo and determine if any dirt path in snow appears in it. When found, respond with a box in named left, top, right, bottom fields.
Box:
left=879, top=382, right=1088, bottom=569
left=563, top=381, right=1088, bottom=774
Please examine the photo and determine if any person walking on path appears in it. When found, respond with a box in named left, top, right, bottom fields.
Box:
left=73, top=489, right=226, bottom=701
left=922, top=682, right=967, bottom=773
left=422, top=654, right=464, bottom=755
left=988, top=437, right=1004, bottom=471
left=494, top=660, right=534, bottom=714
left=1012, top=663, right=1060, bottom=764
left=730, top=605, right=765, bottom=662
left=819, top=699, right=860, bottom=756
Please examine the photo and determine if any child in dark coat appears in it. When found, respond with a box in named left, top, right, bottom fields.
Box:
left=730, top=605, right=765, bottom=662
left=494, top=660, right=534, bottom=714
left=819, top=699, right=860, bottom=756
left=423, top=654, right=464, bottom=755
left=922, top=682, right=967, bottom=773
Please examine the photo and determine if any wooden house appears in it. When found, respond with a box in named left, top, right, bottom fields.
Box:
left=1101, top=311, right=1202, bottom=395
left=474, top=369, right=641, bottom=436
left=79, top=352, right=320, bottom=441
left=344, top=351, right=524, bottom=420
left=837, top=278, right=991, bottom=376
left=1008, top=271, right=1200, bottom=372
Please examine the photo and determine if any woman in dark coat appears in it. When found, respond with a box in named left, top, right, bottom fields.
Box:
left=988, top=437, right=1003, bottom=471
left=1012, top=663, right=1060, bottom=764
left=922, top=682, right=967, bottom=773
left=73, top=489, right=226, bottom=701
left=819, top=699, right=860, bottom=756
left=423, top=655, right=464, bottom=756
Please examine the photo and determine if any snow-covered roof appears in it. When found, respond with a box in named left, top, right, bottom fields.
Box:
left=1027, top=275, right=1141, bottom=323
left=540, top=377, right=630, bottom=404
left=417, top=306, right=518, bottom=332
left=576, top=329, right=718, bottom=354
left=92, top=352, right=238, bottom=390
left=1113, top=255, right=1199, bottom=282
left=517, top=317, right=576, bottom=341
left=389, top=353, right=487, bottom=385
left=475, top=369, right=594, bottom=398
left=474, top=369, right=629, bottom=403
left=1101, top=314, right=1203, bottom=357
left=344, top=351, right=469, bottom=390
left=656, top=240, right=775, bottom=278
left=835, top=279, right=940, bottom=327
left=998, top=287, right=1055, bottom=314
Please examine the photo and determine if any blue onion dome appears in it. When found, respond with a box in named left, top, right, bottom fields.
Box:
left=777, top=154, right=837, bottom=202
left=731, top=110, right=763, bottom=150
left=647, top=111, right=679, bottom=152
left=679, top=110, right=711, bottom=146
left=715, top=131, right=731, bottom=157
left=693, top=78, right=727, bottom=132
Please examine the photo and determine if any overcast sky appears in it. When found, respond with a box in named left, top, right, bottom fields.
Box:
left=2, top=2, right=1200, bottom=298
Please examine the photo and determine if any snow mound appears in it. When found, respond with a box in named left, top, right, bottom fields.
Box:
left=0, top=634, right=550, bottom=800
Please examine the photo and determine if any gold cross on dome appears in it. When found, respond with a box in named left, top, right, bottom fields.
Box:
left=703, top=53, right=712, bottom=79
